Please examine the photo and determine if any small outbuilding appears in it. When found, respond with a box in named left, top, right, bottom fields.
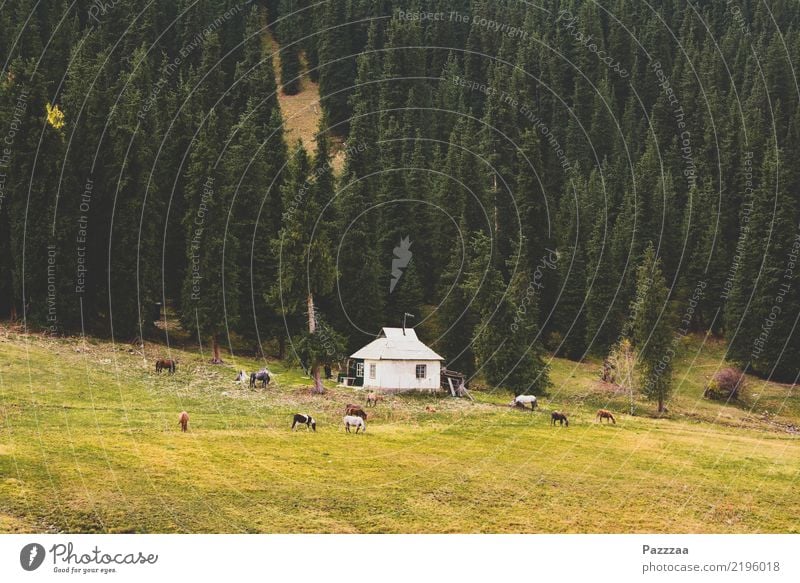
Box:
left=345, top=327, right=444, bottom=392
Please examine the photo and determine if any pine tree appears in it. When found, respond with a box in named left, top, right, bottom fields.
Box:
left=106, top=45, right=160, bottom=339
left=270, top=133, right=337, bottom=392
left=317, top=0, right=354, bottom=135
left=583, top=166, right=621, bottom=354
left=471, top=233, right=550, bottom=395
left=180, top=110, right=235, bottom=364
left=630, top=244, right=674, bottom=413
left=277, top=0, right=302, bottom=95
left=553, top=176, right=588, bottom=359
left=330, top=28, right=386, bottom=350
left=725, top=147, right=800, bottom=379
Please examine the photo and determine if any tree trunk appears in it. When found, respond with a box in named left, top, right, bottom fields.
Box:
left=307, top=292, right=324, bottom=394
left=311, top=364, right=324, bottom=394
left=211, top=334, right=223, bottom=364
left=307, top=292, right=316, bottom=333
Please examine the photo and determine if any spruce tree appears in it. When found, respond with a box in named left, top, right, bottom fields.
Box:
left=180, top=110, right=235, bottom=363
left=270, top=134, right=337, bottom=392
left=277, top=0, right=302, bottom=95
left=471, top=233, right=550, bottom=395
left=630, top=244, right=674, bottom=413
left=317, top=0, right=354, bottom=135
left=553, top=177, right=588, bottom=360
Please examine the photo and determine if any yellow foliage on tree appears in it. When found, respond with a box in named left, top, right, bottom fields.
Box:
left=46, top=103, right=65, bottom=130
left=607, top=338, right=639, bottom=415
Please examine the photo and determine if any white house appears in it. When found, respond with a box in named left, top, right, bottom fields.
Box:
left=347, top=327, right=444, bottom=392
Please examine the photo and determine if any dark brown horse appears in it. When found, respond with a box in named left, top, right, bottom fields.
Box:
left=551, top=411, right=569, bottom=426
left=596, top=409, right=616, bottom=424
left=156, top=359, right=176, bottom=374
left=345, top=404, right=367, bottom=420
left=178, top=411, right=189, bottom=432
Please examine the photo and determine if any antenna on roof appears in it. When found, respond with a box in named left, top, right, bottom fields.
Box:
left=403, top=312, right=415, bottom=335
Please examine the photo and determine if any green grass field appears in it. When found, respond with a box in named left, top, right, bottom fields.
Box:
left=0, top=325, right=798, bottom=533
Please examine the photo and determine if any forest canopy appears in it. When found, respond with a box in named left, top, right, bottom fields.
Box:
left=2, top=0, right=799, bottom=390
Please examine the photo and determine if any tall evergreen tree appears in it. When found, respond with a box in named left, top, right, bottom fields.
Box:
left=270, top=132, right=337, bottom=392
left=630, top=244, right=674, bottom=413
left=180, top=110, right=234, bottom=363
left=317, top=0, right=354, bottom=135
left=277, top=0, right=302, bottom=95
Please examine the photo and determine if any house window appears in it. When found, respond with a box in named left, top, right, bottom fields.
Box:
left=369, top=363, right=376, bottom=379
left=416, top=364, right=427, bottom=379
left=356, top=362, right=364, bottom=377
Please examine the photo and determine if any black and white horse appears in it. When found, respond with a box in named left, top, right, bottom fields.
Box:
left=291, top=413, right=316, bottom=431
left=250, top=369, right=270, bottom=388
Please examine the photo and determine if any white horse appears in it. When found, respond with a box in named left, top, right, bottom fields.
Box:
left=343, top=415, right=366, bottom=433
left=234, top=370, right=248, bottom=385
left=511, top=395, right=537, bottom=410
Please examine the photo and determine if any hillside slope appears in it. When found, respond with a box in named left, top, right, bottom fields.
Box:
left=0, top=327, right=798, bottom=533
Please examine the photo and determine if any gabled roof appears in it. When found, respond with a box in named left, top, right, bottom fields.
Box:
left=350, top=327, right=444, bottom=361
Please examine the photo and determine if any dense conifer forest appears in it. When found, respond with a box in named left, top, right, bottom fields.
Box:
left=2, top=0, right=799, bottom=395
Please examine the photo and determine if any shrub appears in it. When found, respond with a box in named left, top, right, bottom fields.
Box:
left=704, top=367, right=746, bottom=401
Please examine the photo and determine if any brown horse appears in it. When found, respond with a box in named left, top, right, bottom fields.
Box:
left=156, top=359, right=176, bottom=374
left=596, top=409, right=616, bottom=424
left=345, top=404, right=367, bottom=420
left=178, top=411, right=189, bottom=432
left=551, top=411, right=569, bottom=426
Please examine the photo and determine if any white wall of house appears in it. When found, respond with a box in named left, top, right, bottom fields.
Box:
left=362, top=359, right=441, bottom=391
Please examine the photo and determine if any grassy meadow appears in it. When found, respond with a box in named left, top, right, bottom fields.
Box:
left=0, top=325, right=798, bottom=533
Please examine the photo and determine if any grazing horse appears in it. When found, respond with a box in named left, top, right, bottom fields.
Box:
left=156, top=359, right=176, bottom=374
left=234, top=370, right=248, bottom=385
left=345, top=404, right=367, bottom=420
left=596, top=409, right=616, bottom=424
left=551, top=411, right=569, bottom=426
left=178, top=411, right=189, bottom=432
left=366, top=392, right=383, bottom=406
left=511, top=395, right=537, bottom=410
left=291, top=413, right=316, bottom=431
left=343, top=415, right=366, bottom=433
left=250, top=369, right=270, bottom=388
